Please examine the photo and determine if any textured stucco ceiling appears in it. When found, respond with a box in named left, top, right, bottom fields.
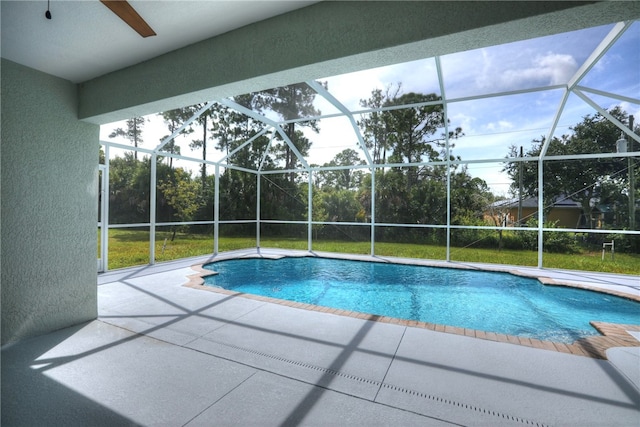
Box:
left=0, top=1, right=317, bottom=83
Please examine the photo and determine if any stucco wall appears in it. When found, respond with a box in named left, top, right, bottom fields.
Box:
left=504, top=207, right=581, bottom=228
left=1, top=59, right=98, bottom=345
left=547, top=209, right=582, bottom=229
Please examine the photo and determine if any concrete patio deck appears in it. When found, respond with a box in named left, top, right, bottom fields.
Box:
left=2, top=250, right=639, bottom=426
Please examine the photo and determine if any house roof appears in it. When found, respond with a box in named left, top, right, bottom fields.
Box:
left=493, top=196, right=582, bottom=210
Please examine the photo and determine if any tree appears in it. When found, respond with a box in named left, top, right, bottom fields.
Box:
left=159, top=109, right=189, bottom=168
left=160, top=106, right=210, bottom=184
left=187, top=103, right=214, bottom=187
left=358, top=86, right=462, bottom=190
left=363, top=168, right=409, bottom=224
left=358, top=86, right=399, bottom=164
left=108, top=152, right=148, bottom=224
left=313, top=188, right=362, bottom=237
left=504, top=107, right=633, bottom=229
left=251, top=83, right=324, bottom=182
left=449, top=166, right=493, bottom=224
left=158, top=167, right=201, bottom=240
left=384, top=92, right=443, bottom=165
left=109, top=117, right=146, bottom=160
left=317, top=149, right=365, bottom=190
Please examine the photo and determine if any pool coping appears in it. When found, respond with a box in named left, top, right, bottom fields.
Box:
left=184, top=251, right=640, bottom=360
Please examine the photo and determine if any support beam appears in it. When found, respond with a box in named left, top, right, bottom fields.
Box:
left=219, top=98, right=309, bottom=170
left=101, top=147, right=110, bottom=271
left=371, top=167, right=376, bottom=256
left=574, top=89, right=640, bottom=145
left=536, top=88, right=571, bottom=267
left=79, top=2, right=637, bottom=124
left=214, top=165, right=220, bottom=255
left=567, top=21, right=632, bottom=90
left=216, top=127, right=270, bottom=164
left=150, top=153, right=157, bottom=265
left=154, top=102, right=215, bottom=153
left=306, top=80, right=373, bottom=166
left=575, top=85, right=640, bottom=107
left=258, top=134, right=275, bottom=172
left=436, top=56, right=452, bottom=262
left=308, top=170, right=313, bottom=252
left=256, top=173, right=261, bottom=249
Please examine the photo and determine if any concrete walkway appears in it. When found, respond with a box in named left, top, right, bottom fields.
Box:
left=2, top=252, right=639, bottom=426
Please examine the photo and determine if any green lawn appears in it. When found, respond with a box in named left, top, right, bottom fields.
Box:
left=100, top=229, right=640, bottom=274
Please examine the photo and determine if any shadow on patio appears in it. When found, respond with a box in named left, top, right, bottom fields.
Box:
left=3, top=254, right=639, bottom=426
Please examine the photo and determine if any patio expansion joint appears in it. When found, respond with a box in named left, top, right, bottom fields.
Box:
left=377, top=383, right=551, bottom=427
left=374, top=326, right=408, bottom=401
left=187, top=335, right=551, bottom=427
left=181, top=371, right=260, bottom=427
left=191, top=336, right=383, bottom=387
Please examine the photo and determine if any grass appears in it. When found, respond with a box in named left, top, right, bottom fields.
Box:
left=100, top=229, right=640, bottom=274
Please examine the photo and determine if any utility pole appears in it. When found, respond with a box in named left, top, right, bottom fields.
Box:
left=518, top=146, right=523, bottom=225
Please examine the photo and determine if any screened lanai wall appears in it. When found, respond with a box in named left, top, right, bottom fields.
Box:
left=99, top=19, right=639, bottom=273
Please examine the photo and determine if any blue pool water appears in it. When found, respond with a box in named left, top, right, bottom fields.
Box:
left=203, top=257, right=640, bottom=343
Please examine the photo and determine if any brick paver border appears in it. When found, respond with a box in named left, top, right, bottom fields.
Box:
left=185, top=261, right=639, bottom=360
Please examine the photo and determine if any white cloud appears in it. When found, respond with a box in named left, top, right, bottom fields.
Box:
left=322, top=57, right=441, bottom=111
left=448, top=112, right=477, bottom=135
left=322, top=68, right=387, bottom=111
left=529, top=53, right=577, bottom=85
left=484, top=120, right=514, bottom=132
left=377, top=58, right=440, bottom=96
left=619, top=101, right=640, bottom=120
left=305, top=116, right=362, bottom=165
left=478, top=51, right=578, bottom=92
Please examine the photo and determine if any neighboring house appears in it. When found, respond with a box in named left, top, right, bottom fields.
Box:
left=487, top=196, right=601, bottom=229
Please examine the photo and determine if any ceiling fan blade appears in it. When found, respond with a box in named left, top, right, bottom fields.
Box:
left=100, top=0, right=156, bottom=38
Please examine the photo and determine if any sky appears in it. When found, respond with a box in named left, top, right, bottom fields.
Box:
left=101, top=20, right=640, bottom=197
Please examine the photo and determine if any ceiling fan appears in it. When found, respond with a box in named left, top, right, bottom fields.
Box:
left=100, top=0, right=156, bottom=38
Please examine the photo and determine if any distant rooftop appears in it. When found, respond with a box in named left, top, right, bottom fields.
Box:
left=493, top=196, right=582, bottom=209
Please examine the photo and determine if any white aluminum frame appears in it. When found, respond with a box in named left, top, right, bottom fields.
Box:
left=98, top=20, right=639, bottom=271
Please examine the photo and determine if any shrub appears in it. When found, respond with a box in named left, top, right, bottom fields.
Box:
left=604, top=233, right=640, bottom=254
left=520, top=218, right=582, bottom=254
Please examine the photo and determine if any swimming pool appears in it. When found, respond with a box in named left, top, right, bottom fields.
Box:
left=203, top=257, right=640, bottom=343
